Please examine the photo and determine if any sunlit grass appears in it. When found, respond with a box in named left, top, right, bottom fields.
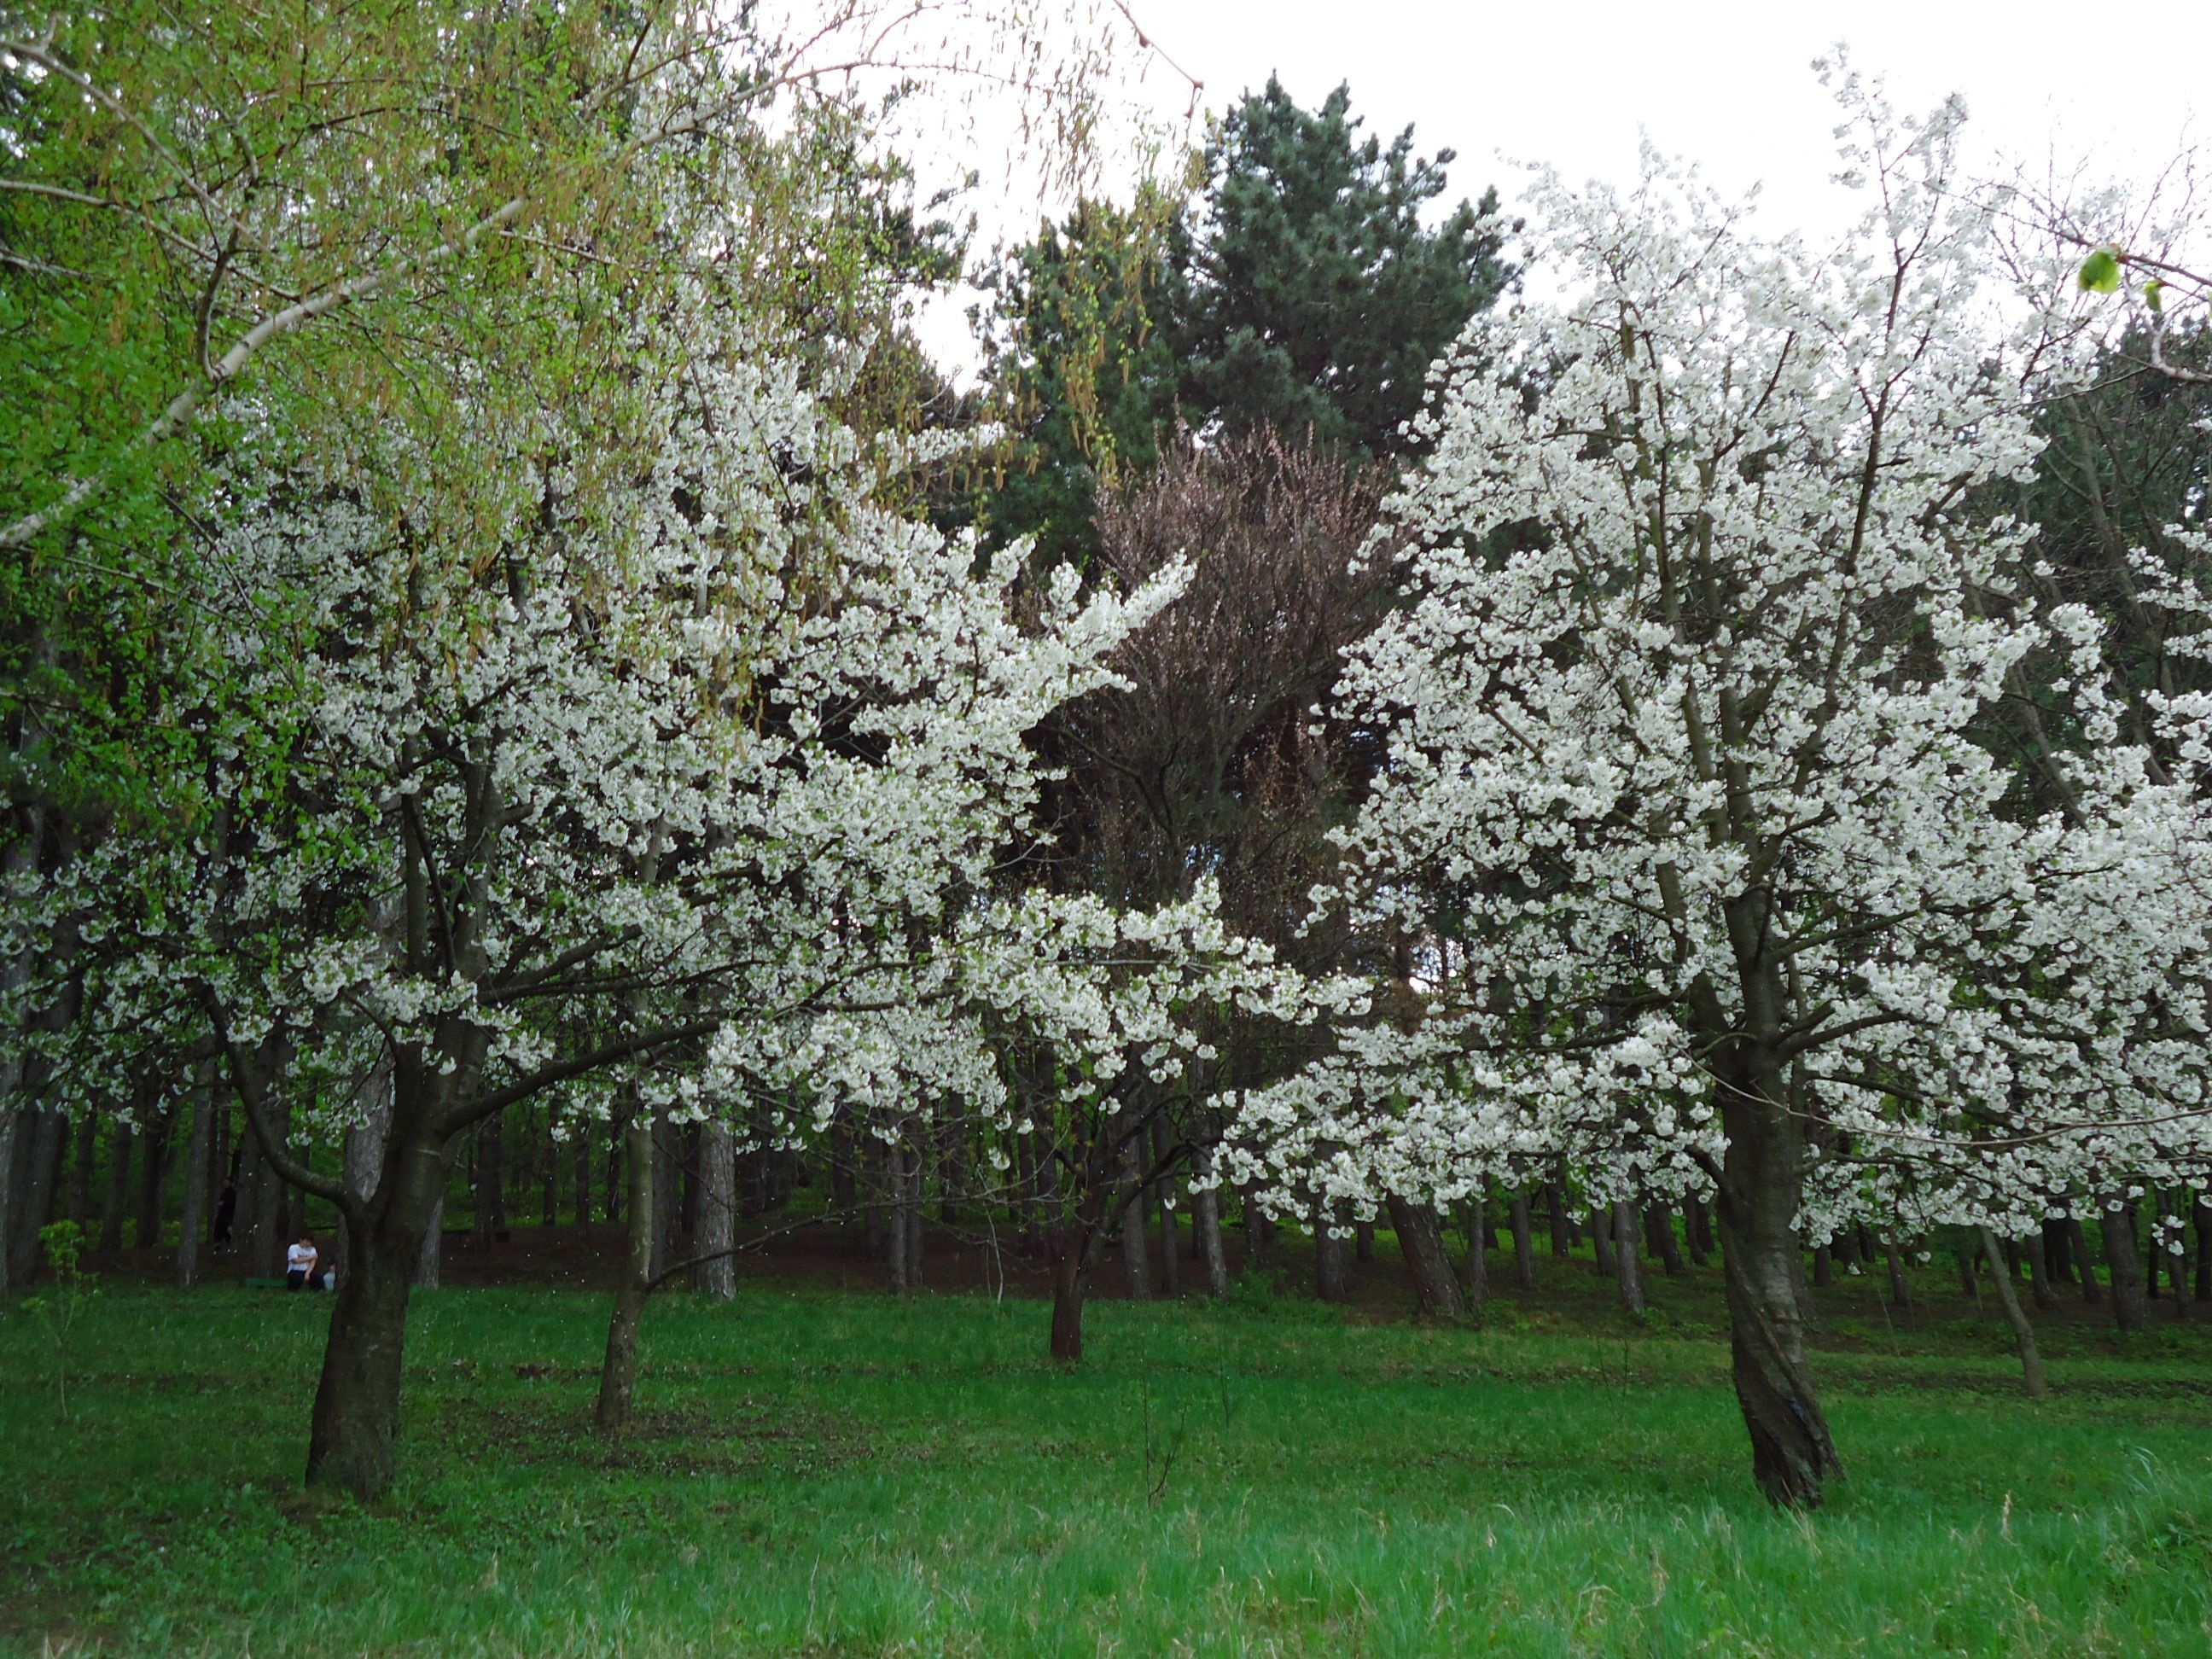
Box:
left=4, top=1272, right=2210, bottom=1655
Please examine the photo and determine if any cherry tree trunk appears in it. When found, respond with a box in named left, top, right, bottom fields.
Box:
left=596, top=1120, right=656, bottom=1433
left=695, top=1120, right=736, bottom=1301
left=1121, top=1144, right=1152, bottom=1301
left=1386, top=1194, right=1464, bottom=1318
left=1714, top=1064, right=1841, bottom=1509
left=1612, top=1202, right=1646, bottom=1315
left=177, top=1068, right=215, bottom=1290
left=1460, top=1197, right=1488, bottom=1308
left=1647, top=1205, right=1687, bottom=1278
left=2104, top=1200, right=2148, bottom=1333
left=303, top=1129, right=449, bottom=1500
left=1508, top=1193, right=1536, bottom=1291
left=99, top=1121, right=132, bottom=1252
left=1191, top=1148, right=1231, bottom=1299
left=1979, top=1227, right=2048, bottom=1399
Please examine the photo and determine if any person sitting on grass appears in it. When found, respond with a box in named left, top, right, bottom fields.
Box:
left=285, top=1232, right=320, bottom=1291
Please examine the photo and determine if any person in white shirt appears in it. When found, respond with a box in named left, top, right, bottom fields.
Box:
left=286, top=1233, right=320, bottom=1291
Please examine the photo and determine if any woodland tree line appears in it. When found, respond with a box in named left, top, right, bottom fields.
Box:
left=6, top=7, right=2212, bottom=1513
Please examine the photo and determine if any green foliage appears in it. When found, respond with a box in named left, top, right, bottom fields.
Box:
left=2079, top=247, right=2124, bottom=294
left=973, top=78, right=1514, bottom=568
left=6, top=1284, right=2212, bottom=1652
left=19, top=1220, right=100, bottom=1420
left=1173, top=77, right=1516, bottom=459
left=972, top=190, right=1186, bottom=568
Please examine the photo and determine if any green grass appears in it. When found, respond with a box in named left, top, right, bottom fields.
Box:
left=5, top=1269, right=2212, bottom=1656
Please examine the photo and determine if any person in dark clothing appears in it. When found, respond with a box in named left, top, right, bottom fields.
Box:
left=211, top=1179, right=237, bottom=1249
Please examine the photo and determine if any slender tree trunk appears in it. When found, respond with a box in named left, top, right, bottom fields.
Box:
left=99, top=1120, right=133, bottom=1253
left=68, top=1111, right=96, bottom=1227
left=1546, top=1176, right=1572, bottom=1255
left=2026, top=1226, right=2055, bottom=1311
left=414, top=1191, right=444, bottom=1289
left=1386, top=1194, right=1464, bottom=1318
left=2104, top=1199, right=2148, bottom=1333
left=9, top=1109, right=67, bottom=1283
left=1881, top=1233, right=1912, bottom=1310
left=1152, top=1117, right=1180, bottom=1298
left=1509, top=1192, right=1536, bottom=1291
left=899, top=1140, right=925, bottom=1291
left=1713, top=1045, right=1841, bottom=1509
left=1686, top=1194, right=1715, bottom=1265
left=1811, top=1244, right=1834, bottom=1289
left=1121, top=1142, right=1152, bottom=1300
left=649, top=1108, right=678, bottom=1282
left=1592, top=1209, right=1617, bottom=1278
left=596, top=1119, right=656, bottom=1433
left=696, top=1120, right=736, bottom=1301
left=541, top=1109, right=557, bottom=1227
left=2195, top=1196, right=2212, bottom=1305
left=1048, top=1180, right=1112, bottom=1363
left=178, top=1066, right=215, bottom=1290
left=1312, top=1190, right=1347, bottom=1302
left=249, top=1110, right=289, bottom=1279
left=1647, top=1204, right=1687, bottom=1278
left=1613, top=1201, right=1646, bottom=1315
left=0, top=1108, right=15, bottom=1297
left=1461, top=1196, right=1489, bottom=1307
left=1978, top=1228, right=2048, bottom=1398
left=573, top=1126, right=591, bottom=1232
left=1243, top=1182, right=1278, bottom=1272
left=2043, top=1219, right=2073, bottom=1286
left=135, top=1100, right=172, bottom=1250
left=2065, top=1216, right=2098, bottom=1303
left=1192, top=1148, right=1230, bottom=1299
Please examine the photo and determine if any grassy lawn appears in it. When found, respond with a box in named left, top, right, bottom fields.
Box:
left=4, top=1261, right=2211, bottom=1656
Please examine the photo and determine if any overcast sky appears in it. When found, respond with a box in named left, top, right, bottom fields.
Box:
left=912, top=0, right=2208, bottom=377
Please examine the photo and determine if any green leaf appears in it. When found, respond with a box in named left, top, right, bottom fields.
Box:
left=2145, top=277, right=2165, bottom=314
left=2078, top=248, right=2122, bottom=294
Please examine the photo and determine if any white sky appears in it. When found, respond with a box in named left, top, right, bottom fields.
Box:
left=911, top=0, right=2208, bottom=379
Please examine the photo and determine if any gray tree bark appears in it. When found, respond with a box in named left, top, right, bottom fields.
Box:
left=1979, top=1227, right=2048, bottom=1398
left=1461, top=1196, right=1489, bottom=1307
left=1508, top=1191, right=1536, bottom=1291
left=1121, top=1141, right=1152, bottom=1300
left=1881, top=1233, right=1912, bottom=1310
left=1385, top=1194, right=1464, bottom=1317
left=1153, top=1117, right=1180, bottom=1298
left=178, top=1065, right=216, bottom=1289
left=1192, top=1147, right=1231, bottom=1298
left=1312, top=1190, right=1347, bottom=1302
left=597, top=1117, right=655, bottom=1432
left=696, top=1119, right=736, bottom=1301
left=2104, top=1198, right=2148, bottom=1332
left=2069, top=1214, right=2101, bottom=1303
left=1613, top=1200, right=1646, bottom=1315
left=1646, top=1204, right=1687, bottom=1278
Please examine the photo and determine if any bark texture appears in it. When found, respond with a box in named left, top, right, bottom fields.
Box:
left=695, top=1120, right=736, bottom=1301
left=595, top=1120, right=656, bottom=1433
left=1386, top=1194, right=1464, bottom=1318
left=1979, top=1227, right=2049, bottom=1398
left=2104, top=1200, right=2148, bottom=1333
left=1714, top=1052, right=1841, bottom=1509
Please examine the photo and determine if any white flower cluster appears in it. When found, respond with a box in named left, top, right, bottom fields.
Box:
left=9, top=202, right=1309, bottom=1171
left=1224, top=78, right=2212, bottom=1241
